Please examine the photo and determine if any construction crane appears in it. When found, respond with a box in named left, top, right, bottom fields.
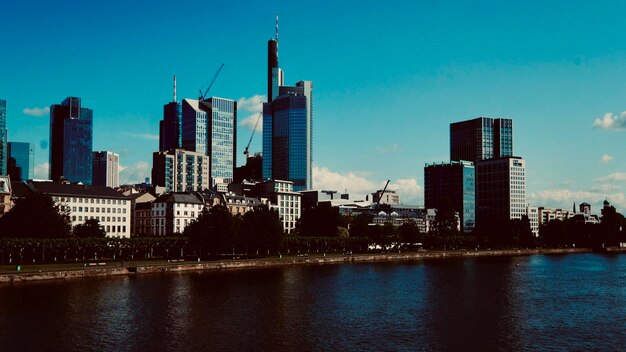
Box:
left=374, top=180, right=391, bottom=210
left=243, top=113, right=262, bottom=158
left=198, top=63, right=225, bottom=100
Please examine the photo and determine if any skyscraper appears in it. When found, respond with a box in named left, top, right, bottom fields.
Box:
left=262, top=20, right=313, bottom=191
left=159, top=77, right=182, bottom=152
left=92, top=151, right=119, bottom=188
left=424, top=160, right=476, bottom=233
left=475, top=157, right=526, bottom=227
left=450, top=117, right=513, bottom=163
left=50, top=97, right=93, bottom=184
left=0, top=99, right=7, bottom=175
left=179, top=97, right=237, bottom=186
left=8, top=142, right=35, bottom=181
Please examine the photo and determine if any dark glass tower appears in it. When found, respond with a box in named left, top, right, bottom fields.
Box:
left=0, top=99, right=7, bottom=175
left=450, top=117, right=513, bottom=163
left=424, top=160, right=475, bottom=233
left=49, top=97, right=93, bottom=184
left=8, top=142, right=34, bottom=181
left=159, top=101, right=182, bottom=151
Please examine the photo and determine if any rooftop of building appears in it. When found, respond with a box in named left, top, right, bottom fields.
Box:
left=13, top=180, right=130, bottom=200
left=425, top=160, right=475, bottom=167
left=153, top=192, right=203, bottom=204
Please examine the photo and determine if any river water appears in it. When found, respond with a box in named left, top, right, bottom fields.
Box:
left=1, top=253, right=625, bottom=351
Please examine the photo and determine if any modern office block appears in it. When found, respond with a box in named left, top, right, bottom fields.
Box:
left=181, top=99, right=208, bottom=155
left=8, top=142, right=34, bottom=181
left=151, top=149, right=209, bottom=193
left=49, top=97, right=93, bottom=184
left=424, top=160, right=475, bottom=233
left=159, top=101, right=182, bottom=152
left=0, top=99, right=7, bottom=175
left=199, top=97, right=236, bottom=186
left=92, top=151, right=119, bottom=188
left=450, top=117, right=513, bottom=163
left=475, top=157, right=526, bottom=227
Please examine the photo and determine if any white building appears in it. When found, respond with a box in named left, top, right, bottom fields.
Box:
left=24, top=180, right=131, bottom=237
left=151, top=193, right=204, bottom=236
left=526, top=206, right=539, bottom=236
left=256, top=180, right=301, bottom=234
left=92, top=151, right=119, bottom=188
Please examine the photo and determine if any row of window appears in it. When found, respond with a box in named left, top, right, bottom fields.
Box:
left=55, top=196, right=127, bottom=205
left=69, top=206, right=126, bottom=214
left=71, top=215, right=127, bottom=223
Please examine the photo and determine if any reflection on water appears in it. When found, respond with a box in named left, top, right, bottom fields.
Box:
left=1, top=254, right=626, bottom=351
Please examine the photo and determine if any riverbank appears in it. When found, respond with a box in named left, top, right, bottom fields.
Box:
left=0, top=247, right=595, bottom=284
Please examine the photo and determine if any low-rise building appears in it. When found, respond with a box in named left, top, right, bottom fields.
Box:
left=128, top=192, right=156, bottom=236
left=19, top=180, right=131, bottom=237
left=0, top=175, right=12, bottom=216
left=151, top=193, right=204, bottom=236
left=526, top=206, right=539, bottom=236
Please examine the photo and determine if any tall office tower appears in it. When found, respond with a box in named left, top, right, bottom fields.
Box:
left=450, top=117, right=513, bottom=163
left=199, top=97, right=236, bottom=186
left=159, top=77, right=183, bottom=152
left=8, top=142, right=35, bottom=181
left=262, top=20, right=313, bottom=191
left=151, top=149, right=209, bottom=193
left=0, top=99, right=7, bottom=175
left=181, top=99, right=208, bottom=155
left=49, top=97, right=93, bottom=184
left=424, top=160, right=475, bottom=233
left=475, top=157, right=526, bottom=227
left=92, top=151, right=119, bottom=188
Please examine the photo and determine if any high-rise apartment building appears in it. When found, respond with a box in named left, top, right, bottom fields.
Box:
left=475, top=157, right=526, bottom=227
left=8, top=142, right=35, bottom=181
left=450, top=117, right=512, bottom=163
left=92, top=151, right=119, bottom=188
left=151, top=149, right=209, bottom=193
left=262, top=22, right=313, bottom=191
left=424, top=160, right=476, bottom=233
left=0, top=99, right=7, bottom=175
left=49, top=97, right=93, bottom=184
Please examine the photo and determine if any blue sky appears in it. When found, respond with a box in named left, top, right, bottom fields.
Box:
left=2, top=0, right=626, bottom=211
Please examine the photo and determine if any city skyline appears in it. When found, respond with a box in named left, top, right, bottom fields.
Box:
left=2, top=1, right=626, bottom=212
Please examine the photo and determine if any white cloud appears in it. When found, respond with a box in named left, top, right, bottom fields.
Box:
left=237, top=94, right=265, bottom=113
left=312, top=166, right=422, bottom=204
left=34, top=162, right=49, bottom=179
left=590, top=184, right=621, bottom=192
left=121, top=132, right=159, bottom=141
left=22, top=106, right=50, bottom=117
left=376, top=144, right=399, bottom=154
left=595, top=172, right=626, bottom=182
left=119, top=162, right=150, bottom=185
left=593, top=111, right=626, bottom=131
left=600, top=154, right=614, bottom=164
left=240, top=113, right=262, bottom=132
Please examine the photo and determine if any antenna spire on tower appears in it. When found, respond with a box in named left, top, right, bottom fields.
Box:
left=275, top=15, right=279, bottom=42
left=173, top=75, right=177, bottom=103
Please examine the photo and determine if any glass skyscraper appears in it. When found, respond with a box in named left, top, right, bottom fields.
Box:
left=424, top=160, right=475, bottom=233
left=49, top=97, right=93, bottom=184
left=159, top=101, right=182, bottom=152
left=450, top=117, right=513, bottom=163
left=262, top=33, right=313, bottom=191
left=200, top=97, right=237, bottom=185
left=8, top=142, right=34, bottom=181
left=0, top=99, right=7, bottom=175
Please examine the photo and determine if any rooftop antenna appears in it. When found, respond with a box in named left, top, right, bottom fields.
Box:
left=173, top=75, right=177, bottom=103
left=275, top=15, right=279, bottom=42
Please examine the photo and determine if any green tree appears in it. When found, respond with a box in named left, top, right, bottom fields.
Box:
left=185, top=205, right=234, bottom=257
left=240, top=205, right=284, bottom=255
left=349, top=213, right=373, bottom=238
left=398, top=221, right=421, bottom=243
left=432, top=200, right=459, bottom=237
left=297, top=203, right=347, bottom=237
left=0, top=192, right=72, bottom=238
left=73, top=219, right=107, bottom=238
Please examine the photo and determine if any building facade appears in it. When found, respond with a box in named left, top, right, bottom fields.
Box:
left=371, top=189, right=401, bottom=206
left=151, top=193, right=204, bottom=236
left=0, top=99, right=7, bottom=175
left=424, top=160, right=476, bottom=233
left=159, top=101, right=182, bottom=152
left=526, top=206, right=539, bottom=236
left=475, top=157, right=526, bottom=228
left=200, top=97, right=237, bottom=186
left=92, top=151, right=119, bottom=188
left=152, top=149, right=210, bottom=193
left=256, top=180, right=301, bottom=234
left=0, top=175, right=12, bottom=216
left=49, top=97, right=93, bottom=184
left=8, top=142, right=34, bottom=181
left=23, top=180, right=131, bottom=237
left=450, top=117, right=513, bottom=163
